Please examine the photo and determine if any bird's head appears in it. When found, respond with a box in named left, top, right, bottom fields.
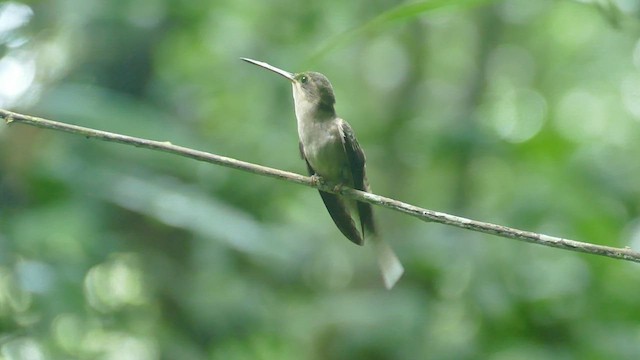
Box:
left=242, top=58, right=336, bottom=117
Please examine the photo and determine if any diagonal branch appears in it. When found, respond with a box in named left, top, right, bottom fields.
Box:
left=2, top=108, right=639, bottom=263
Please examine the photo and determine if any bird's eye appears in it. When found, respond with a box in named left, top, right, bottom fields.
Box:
left=300, top=75, right=308, bottom=83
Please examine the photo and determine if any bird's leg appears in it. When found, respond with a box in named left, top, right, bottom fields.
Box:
left=309, top=174, right=324, bottom=186
left=310, top=174, right=344, bottom=194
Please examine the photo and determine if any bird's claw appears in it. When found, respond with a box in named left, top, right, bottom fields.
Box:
left=310, top=174, right=324, bottom=186
left=310, top=175, right=343, bottom=193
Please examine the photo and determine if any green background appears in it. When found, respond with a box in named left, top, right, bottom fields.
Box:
left=1, top=0, right=640, bottom=359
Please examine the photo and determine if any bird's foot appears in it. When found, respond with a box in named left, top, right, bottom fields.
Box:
left=310, top=175, right=343, bottom=193
left=310, top=174, right=325, bottom=186
left=331, top=183, right=345, bottom=193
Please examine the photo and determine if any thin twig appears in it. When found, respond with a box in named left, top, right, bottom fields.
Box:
left=2, top=108, right=639, bottom=263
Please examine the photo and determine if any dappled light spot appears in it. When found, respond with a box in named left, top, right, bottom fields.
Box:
left=0, top=2, right=35, bottom=107
left=0, top=267, right=32, bottom=315
left=481, top=45, right=545, bottom=143
left=83, top=253, right=147, bottom=312
left=0, top=55, right=35, bottom=107
left=554, top=89, right=607, bottom=142
left=546, top=2, right=598, bottom=48
left=52, top=301, right=159, bottom=359
left=15, top=259, right=54, bottom=294
left=0, top=337, right=45, bottom=360
left=0, top=2, right=32, bottom=34
left=52, top=313, right=86, bottom=355
left=480, top=87, right=546, bottom=143
left=81, top=331, right=158, bottom=360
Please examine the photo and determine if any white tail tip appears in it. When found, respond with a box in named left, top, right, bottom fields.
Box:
left=372, top=237, right=404, bottom=289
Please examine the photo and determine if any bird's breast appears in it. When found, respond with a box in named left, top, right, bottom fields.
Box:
left=298, top=119, right=351, bottom=183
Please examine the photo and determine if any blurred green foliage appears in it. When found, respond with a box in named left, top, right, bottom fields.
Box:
left=1, top=0, right=640, bottom=359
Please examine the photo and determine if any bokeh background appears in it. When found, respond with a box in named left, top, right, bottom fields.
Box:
left=2, top=0, right=640, bottom=359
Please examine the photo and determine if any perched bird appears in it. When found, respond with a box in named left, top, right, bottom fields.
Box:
left=242, top=58, right=403, bottom=288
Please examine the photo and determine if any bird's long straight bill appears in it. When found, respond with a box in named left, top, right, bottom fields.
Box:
left=241, top=57, right=295, bottom=82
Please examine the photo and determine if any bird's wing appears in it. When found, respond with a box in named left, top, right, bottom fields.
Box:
left=300, top=142, right=363, bottom=245
left=339, top=120, right=376, bottom=237
left=339, top=121, right=404, bottom=289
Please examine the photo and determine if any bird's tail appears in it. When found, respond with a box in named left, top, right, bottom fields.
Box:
left=370, top=235, right=404, bottom=289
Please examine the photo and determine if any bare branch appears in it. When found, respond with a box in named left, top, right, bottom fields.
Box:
left=3, top=108, right=639, bottom=263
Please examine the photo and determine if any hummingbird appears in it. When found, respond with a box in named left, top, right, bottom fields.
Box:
left=241, top=58, right=404, bottom=289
